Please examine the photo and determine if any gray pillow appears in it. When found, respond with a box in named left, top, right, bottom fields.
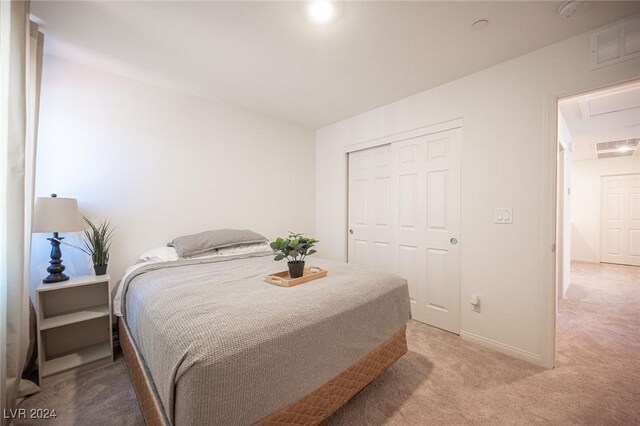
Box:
left=168, top=229, right=267, bottom=258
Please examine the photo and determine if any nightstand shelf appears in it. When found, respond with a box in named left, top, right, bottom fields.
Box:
left=41, top=341, right=112, bottom=377
left=40, top=304, right=110, bottom=330
left=36, top=275, right=113, bottom=382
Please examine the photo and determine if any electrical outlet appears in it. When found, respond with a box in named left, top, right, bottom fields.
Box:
left=471, top=294, right=481, bottom=313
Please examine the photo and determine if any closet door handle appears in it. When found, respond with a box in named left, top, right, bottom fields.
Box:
left=450, top=237, right=458, bottom=245
left=349, top=229, right=354, bottom=235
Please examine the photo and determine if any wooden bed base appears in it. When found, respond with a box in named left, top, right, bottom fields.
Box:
left=119, top=318, right=407, bottom=426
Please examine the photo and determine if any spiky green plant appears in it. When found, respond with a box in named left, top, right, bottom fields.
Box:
left=77, top=216, right=114, bottom=266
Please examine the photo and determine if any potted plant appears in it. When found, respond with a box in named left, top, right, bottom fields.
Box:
left=270, top=232, right=318, bottom=278
left=77, top=216, right=114, bottom=276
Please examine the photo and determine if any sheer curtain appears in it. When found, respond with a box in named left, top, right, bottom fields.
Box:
left=1, top=0, right=44, bottom=421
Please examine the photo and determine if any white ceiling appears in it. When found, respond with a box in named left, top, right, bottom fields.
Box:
left=32, top=1, right=640, bottom=129
left=559, top=81, right=640, bottom=161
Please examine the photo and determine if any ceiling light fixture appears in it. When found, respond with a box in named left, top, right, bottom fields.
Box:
left=471, top=19, right=489, bottom=30
left=617, top=146, right=633, bottom=152
left=307, top=0, right=335, bottom=24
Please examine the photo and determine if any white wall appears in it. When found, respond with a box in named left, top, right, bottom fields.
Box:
left=571, top=156, right=640, bottom=263
left=31, top=56, right=315, bottom=298
left=315, top=20, right=640, bottom=367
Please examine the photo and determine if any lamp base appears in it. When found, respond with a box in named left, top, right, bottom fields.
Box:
left=43, top=232, right=70, bottom=284
left=43, top=272, right=70, bottom=284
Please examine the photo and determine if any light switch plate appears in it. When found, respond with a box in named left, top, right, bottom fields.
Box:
left=495, top=208, right=513, bottom=224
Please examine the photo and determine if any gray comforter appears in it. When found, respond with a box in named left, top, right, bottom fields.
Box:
left=121, top=253, right=410, bottom=425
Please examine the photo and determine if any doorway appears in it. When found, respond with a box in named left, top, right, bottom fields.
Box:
left=555, top=80, right=640, bottom=359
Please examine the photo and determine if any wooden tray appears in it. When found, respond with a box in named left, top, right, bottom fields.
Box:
left=265, top=266, right=327, bottom=287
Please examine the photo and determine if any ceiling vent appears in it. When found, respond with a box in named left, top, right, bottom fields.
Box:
left=595, top=138, right=639, bottom=151
left=595, top=138, right=639, bottom=159
left=590, top=16, right=640, bottom=70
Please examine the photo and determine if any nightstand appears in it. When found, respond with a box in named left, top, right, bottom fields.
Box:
left=36, top=275, right=114, bottom=382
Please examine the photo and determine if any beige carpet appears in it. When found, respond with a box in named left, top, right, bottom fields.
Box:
left=16, top=262, right=640, bottom=425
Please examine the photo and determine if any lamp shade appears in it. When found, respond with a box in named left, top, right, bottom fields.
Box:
left=32, top=195, right=83, bottom=233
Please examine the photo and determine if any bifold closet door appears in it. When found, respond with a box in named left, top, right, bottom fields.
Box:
left=348, top=128, right=461, bottom=334
left=600, top=174, right=640, bottom=266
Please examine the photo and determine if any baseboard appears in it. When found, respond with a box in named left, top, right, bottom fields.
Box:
left=460, top=331, right=542, bottom=366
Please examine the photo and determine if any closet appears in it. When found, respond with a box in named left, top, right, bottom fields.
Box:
left=348, top=128, right=461, bottom=333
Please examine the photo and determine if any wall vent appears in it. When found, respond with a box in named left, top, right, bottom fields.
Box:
left=591, top=16, right=640, bottom=69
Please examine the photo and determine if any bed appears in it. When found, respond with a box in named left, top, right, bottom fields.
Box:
left=116, top=248, right=410, bottom=425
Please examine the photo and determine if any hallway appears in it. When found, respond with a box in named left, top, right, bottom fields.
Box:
left=561, top=261, right=640, bottom=360
left=553, top=261, right=640, bottom=422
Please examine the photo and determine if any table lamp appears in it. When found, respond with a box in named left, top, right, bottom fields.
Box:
left=33, top=194, right=83, bottom=283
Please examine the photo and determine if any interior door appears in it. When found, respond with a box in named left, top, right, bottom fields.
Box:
left=601, top=174, right=640, bottom=266
left=347, top=128, right=461, bottom=334
left=348, top=144, right=392, bottom=268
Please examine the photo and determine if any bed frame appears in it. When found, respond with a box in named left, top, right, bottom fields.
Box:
left=119, top=318, right=407, bottom=426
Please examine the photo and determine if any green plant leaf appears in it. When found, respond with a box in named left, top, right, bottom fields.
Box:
left=271, top=233, right=318, bottom=262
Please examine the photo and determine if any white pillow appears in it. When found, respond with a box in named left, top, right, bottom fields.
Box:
left=139, top=242, right=271, bottom=263
left=139, top=246, right=179, bottom=263
left=216, top=242, right=272, bottom=256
